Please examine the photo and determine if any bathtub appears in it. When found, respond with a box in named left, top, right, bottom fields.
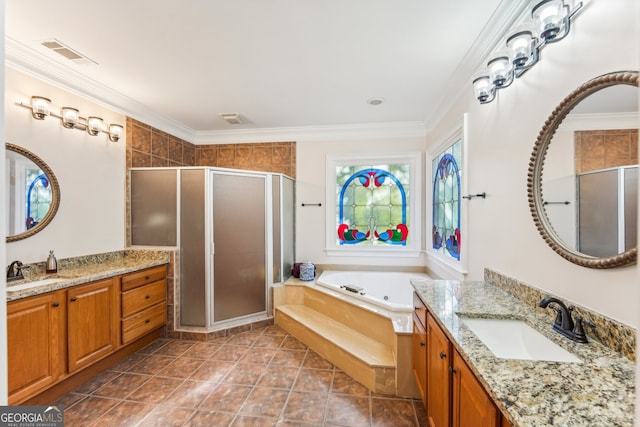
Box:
left=315, top=270, right=431, bottom=314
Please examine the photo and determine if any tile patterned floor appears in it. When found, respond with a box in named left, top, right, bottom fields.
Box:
left=55, top=324, right=428, bottom=426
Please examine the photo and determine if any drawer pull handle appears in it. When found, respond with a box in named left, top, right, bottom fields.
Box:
left=439, top=352, right=447, bottom=359
left=70, top=297, right=77, bottom=302
left=52, top=302, right=60, bottom=307
left=145, top=295, right=151, bottom=299
left=145, top=319, right=151, bottom=324
left=419, top=341, right=425, bottom=347
left=145, top=275, right=150, bottom=280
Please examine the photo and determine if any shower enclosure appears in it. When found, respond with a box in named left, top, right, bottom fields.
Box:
left=130, top=167, right=295, bottom=330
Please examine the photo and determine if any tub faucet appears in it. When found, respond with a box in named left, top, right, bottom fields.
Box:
left=6, top=260, right=28, bottom=282
left=539, top=296, right=588, bottom=343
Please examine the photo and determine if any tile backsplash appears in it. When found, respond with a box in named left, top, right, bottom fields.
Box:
left=484, top=268, right=636, bottom=361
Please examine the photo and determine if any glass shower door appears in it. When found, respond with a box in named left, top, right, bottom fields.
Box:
left=211, top=171, right=267, bottom=323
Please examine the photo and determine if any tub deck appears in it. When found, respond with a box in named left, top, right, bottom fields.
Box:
left=274, top=278, right=420, bottom=398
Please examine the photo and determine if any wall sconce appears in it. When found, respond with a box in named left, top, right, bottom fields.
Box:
left=473, top=0, right=583, bottom=104
left=18, top=97, right=123, bottom=142
left=86, top=116, right=103, bottom=136
left=31, top=96, right=51, bottom=120
left=108, top=124, right=124, bottom=142
left=61, top=107, right=79, bottom=128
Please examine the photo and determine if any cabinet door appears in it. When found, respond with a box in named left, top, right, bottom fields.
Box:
left=7, top=291, right=66, bottom=404
left=427, top=314, right=451, bottom=427
left=452, top=350, right=500, bottom=427
left=67, top=278, right=118, bottom=372
left=412, top=313, right=427, bottom=408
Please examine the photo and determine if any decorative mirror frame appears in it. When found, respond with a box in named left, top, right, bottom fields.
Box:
left=528, top=70, right=638, bottom=268
left=6, top=143, right=61, bottom=242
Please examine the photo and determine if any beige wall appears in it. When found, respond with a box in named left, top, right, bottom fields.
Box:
left=426, top=0, right=639, bottom=328
left=295, top=136, right=427, bottom=267
left=5, top=68, right=126, bottom=264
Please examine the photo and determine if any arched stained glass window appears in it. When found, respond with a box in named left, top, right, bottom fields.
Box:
left=336, top=164, right=409, bottom=246
left=432, top=139, right=462, bottom=260
left=25, top=170, right=51, bottom=230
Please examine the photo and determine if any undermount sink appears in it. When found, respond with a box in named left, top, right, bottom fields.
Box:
left=460, top=317, right=582, bottom=363
left=7, top=277, right=65, bottom=292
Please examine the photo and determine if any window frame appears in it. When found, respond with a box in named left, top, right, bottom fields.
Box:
left=326, top=152, right=422, bottom=257
left=428, top=116, right=468, bottom=277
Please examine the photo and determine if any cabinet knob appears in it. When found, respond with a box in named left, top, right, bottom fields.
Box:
left=145, top=275, right=150, bottom=280
left=145, top=295, right=151, bottom=299
left=70, top=297, right=77, bottom=302
left=419, top=341, right=425, bottom=347
left=439, top=351, right=447, bottom=359
left=145, top=319, right=151, bottom=324
left=52, top=302, right=60, bottom=307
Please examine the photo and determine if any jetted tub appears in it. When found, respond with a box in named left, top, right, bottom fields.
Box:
left=315, top=270, right=431, bottom=313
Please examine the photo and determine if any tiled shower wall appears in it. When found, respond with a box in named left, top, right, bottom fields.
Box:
left=125, top=117, right=296, bottom=176
left=574, top=129, right=638, bottom=173
left=125, top=117, right=296, bottom=338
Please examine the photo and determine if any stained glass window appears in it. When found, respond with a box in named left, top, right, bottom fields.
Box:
left=336, top=164, right=410, bottom=246
left=25, top=169, right=51, bottom=230
left=432, top=139, right=462, bottom=260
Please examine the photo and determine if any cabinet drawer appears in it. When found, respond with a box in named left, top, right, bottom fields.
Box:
left=413, top=292, right=427, bottom=328
left=121, top=265, right=167, bottom=292
left=122, top=280, right=166, bottom=318
left=122, top=303, right=166, bottom=344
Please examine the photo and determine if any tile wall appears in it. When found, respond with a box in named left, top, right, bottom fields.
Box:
left=574, top=128, right=638, bottom=174
left=126, top=117, right=296, bottom=178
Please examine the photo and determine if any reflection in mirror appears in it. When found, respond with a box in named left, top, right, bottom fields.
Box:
left=6, top=143, right=60, bottom=242
left=528, top=71, right=638, bottom=268
left=544, top=85, right=638, bottom=258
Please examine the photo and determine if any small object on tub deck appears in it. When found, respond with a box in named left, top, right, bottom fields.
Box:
left=300, top=262, right=315, bottom=281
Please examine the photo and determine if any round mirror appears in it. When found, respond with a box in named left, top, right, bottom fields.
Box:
left=6, top=143, right=60, bottom=242
left=528, top=71, right=638, bottom=268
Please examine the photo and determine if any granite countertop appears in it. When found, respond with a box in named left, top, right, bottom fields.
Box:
left=411, top=279, right=635, bottom=427
left=6, top=249, right=169, bottom=302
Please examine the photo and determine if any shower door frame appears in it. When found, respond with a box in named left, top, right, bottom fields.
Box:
left=207, top=169, right=271, bottom=328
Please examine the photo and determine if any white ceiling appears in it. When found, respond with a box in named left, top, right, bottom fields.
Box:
left=6, top=0, right=528, bottom=142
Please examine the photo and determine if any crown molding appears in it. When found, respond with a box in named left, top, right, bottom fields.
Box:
left=195, top=121, right=427, bottom=144
left=562, top=112, right=639, bottom=130
left=7, top=36, right=427, bottom=144
left=5, top=37, right=196, bottom=142
left=427, top=0, right=531, bottom=130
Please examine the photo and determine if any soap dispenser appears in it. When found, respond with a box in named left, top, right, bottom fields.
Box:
left=46, top=250, right=58, bottom=274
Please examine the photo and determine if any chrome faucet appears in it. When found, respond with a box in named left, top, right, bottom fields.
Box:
left=539, top=296, right=588, bottom=343
left=6, top=260, right=28, bottom=282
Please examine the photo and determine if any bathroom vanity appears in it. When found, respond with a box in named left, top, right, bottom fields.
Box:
left=6, top=250, right=169, bottom=405
left=412, top=279, right=635, bottom=427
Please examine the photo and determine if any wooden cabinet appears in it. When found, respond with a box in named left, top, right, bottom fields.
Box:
left=427, top=313, right=452, bottom=427
left=412, top=315, right=427, bottom=407
left=452, top=350, right=499, bottom=427
left=7, top=265, right=167, bottom=404
left=67, top=278, right=119, bottom=372
left=120, top=265, right=167, bottom=345
left=7, top=291, right=66, bottom=404
left=413, top=291, right=506, bottom=427
left=413, top=293, right=427, bottom=408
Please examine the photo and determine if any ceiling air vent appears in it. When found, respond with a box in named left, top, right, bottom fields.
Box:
left=41, top=39, right=97, bottom=65
left=219, top=113, right=244, bottom=125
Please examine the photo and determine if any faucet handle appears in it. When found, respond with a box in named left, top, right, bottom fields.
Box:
left=572, top=315, right=589, bottom=343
